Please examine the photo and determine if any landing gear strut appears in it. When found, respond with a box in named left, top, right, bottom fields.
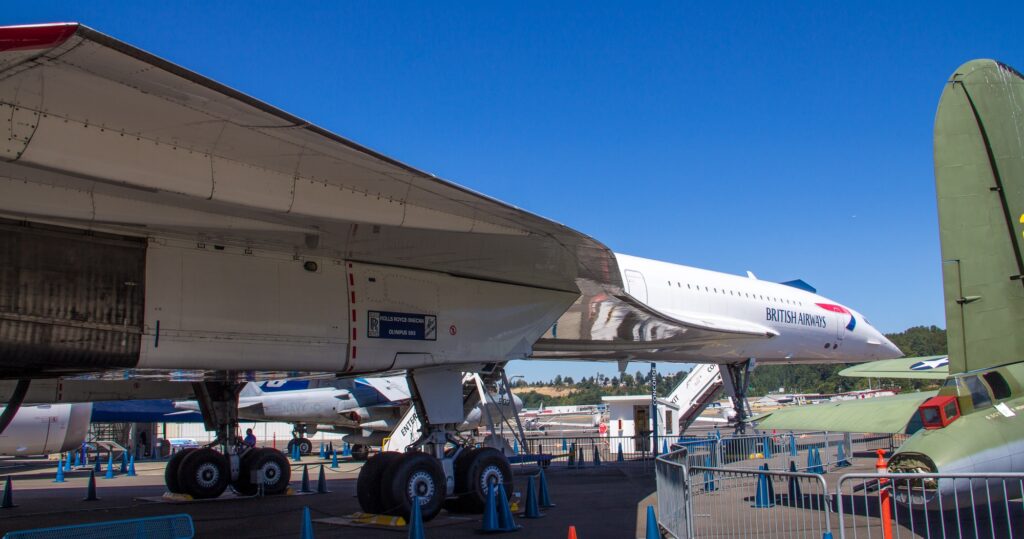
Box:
left=722, top=359, right=756, bottom=435
left=164, top=380, right=291, bottom=499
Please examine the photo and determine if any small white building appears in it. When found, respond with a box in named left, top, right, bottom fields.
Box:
left=601, top=395, right=679, bottom=451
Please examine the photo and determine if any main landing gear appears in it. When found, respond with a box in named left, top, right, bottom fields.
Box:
left=722, top=358, right=756, bottom=435
left=164, top=381, right=291, bottom=499
left=355, top=367, right=514, bottom=522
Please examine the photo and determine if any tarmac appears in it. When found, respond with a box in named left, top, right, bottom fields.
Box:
left=0, top=455, right=656, bottom=539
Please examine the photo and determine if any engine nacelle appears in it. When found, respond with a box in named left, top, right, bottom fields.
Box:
left=0, top=403, right=92, bottom=456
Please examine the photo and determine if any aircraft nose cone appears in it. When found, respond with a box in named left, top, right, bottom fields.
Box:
left=880, top=335, right=903, bottom=358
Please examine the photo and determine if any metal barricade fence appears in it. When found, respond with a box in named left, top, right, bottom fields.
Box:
left=656, top=447, right=692, bottom=539
left=686, top=464, right=832, bottom=538
left=714, top=431, right=849, bottom=473
left=835, top=472, right=1024, bottom=539
left=496, top=434, right=692, bottom=467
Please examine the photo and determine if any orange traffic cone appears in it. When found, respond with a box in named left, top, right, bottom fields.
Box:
left=568, top=525, right=578, bottom=539
left=875, top=449, right=888, bottom=474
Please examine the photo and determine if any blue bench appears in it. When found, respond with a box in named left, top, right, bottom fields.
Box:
left=2, top=513, right=194, bottom=539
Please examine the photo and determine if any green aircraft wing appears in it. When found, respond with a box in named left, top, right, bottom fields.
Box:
left=755, top=390, right=936, bottom=434
left=934, top=60, right=1024, bottom=374
left=838, top=356, right=949, bottom=380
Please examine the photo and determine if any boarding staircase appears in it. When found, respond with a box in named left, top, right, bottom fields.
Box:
left=667, top=364, right=725, bottom=433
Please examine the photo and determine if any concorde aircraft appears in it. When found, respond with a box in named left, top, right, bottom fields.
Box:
left=759, top=59, right=1024, bottom=508
left=0, top=23, right=898, bottom=519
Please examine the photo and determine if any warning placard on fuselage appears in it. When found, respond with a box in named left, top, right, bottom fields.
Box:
left=367, top=311, right=438, bottom=341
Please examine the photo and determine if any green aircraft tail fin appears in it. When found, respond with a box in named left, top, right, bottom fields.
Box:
left=934, top=59, right=1024, bottom=374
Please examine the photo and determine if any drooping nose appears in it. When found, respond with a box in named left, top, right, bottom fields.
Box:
left=876, top=333, right=903, bottom=359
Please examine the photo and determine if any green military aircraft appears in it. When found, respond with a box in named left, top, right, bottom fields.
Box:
left=758, top=59, right=1024, bottom=506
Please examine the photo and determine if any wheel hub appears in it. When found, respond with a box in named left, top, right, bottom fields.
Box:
left=479, top=464, right=503, bottom=492
left=260, top=461, right=282, bottom=483
left=196, top=462, right=220, bottom=488
left=407, top=471, right=435, bottom=501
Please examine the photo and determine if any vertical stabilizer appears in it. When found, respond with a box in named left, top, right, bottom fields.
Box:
left=934, top=59, right=1024, bottom=373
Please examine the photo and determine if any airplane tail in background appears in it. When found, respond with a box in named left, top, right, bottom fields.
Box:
left=934, top=60, right=1024, bottom=374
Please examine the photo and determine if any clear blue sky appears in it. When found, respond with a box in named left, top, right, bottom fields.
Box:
left=7, top=2, right=1023, bottom=381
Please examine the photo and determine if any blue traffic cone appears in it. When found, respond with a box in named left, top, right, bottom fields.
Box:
left=65, top=452, right=72, bottom=471
left=760, top=464, right=776, bottom=499
left=538, top=469, right=554, bottom=508
left=836, top=442, right=850, bottom=468
left=295, top=444, right=303, bottom=462
left=789, top=434, right=797, bottom=457
left=480, top=483, right=500, bottom=532
left=617, top=443, right=624, bottom=462
left=645, top=505, right=659, bottom=539
left=576, top=446, right=584, bottom=469
left=83, top=471, right=99, bottom=501
left=520, top=475, right=542, bottom=518
left=513, top=439, right=519, bottom=455
left=561, top=438, right=567, bottom=451
left=2, top=477, right=14, bottom=508
left=763, top=437, right=773, bottom=459
left=120, top=452, right=128, bottom=474
left=815, top=448, right=824, bottom=474
left=300, top=464, right=312, bottom=493
left=330, top=450, right=339, bottom=469
left=341, top=443, right=352, bottom=457
left=662, top=439, right=668, bottom=455
left=318, top=444, right=325, bottom=459
left=822, top=532, right=834, bottom=539
left=104, top=453, right=114, bottom=479
left=317, top=464, right=329, bottom=494
left=806, top=446, right=814, bottom=472
left=567, top=443, right=576, bottom=467
left=54, top=460, right=65, bottom=483
left=93, top=452, right=101, bottom=473
left=128, top=454, right=136, bottom=477
left=703, top=456, right=716, bottom=492
left=753, top=470, right=775, bottom=508
left=496, top=483, right=519, bottom=531
left=74, top=450, right=81, bottom=468
left=592, top=445, right=601, bottom=466
left=788, top=461, right=802, bottom=502
left=408, top=496, right=425, bottom=539
left=300, top=506, right=314, bottom=539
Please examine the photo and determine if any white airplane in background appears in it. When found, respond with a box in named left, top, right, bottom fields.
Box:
left=0, top=23, right=898, bottom=520
left=0, top=404, right=91, bottom=456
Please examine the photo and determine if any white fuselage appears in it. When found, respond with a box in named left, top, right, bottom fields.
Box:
left=614, top=253, right=900, bottom=362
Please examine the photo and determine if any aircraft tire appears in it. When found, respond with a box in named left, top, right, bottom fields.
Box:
left=241, top=448, right=291, bottom=496
left=287, top=438, right=314, bottom=456
left=454, top=447, right=512, bottom=513
left=164, top=448, right=196, bottom=494
left=229, top=449, right=262, bottom=496
left=380, top=452, right=446, bottom=521
left=177, top=448, right=229, bottom=499
left=357, top=451, right=402, bottom=514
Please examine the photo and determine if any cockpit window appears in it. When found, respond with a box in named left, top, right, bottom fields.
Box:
left=983, top=372, right=1012, bottom=400
left=963, top=375, right=992, bottom=409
